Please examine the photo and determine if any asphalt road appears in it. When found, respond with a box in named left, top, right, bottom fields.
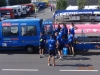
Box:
left=0, top=53, right=100, bottom=75
left=25, top=7, right=54, bottom=20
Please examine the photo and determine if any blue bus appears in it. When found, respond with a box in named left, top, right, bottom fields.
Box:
left=32, top=2, right=46, bottom=9
left=53, top=10, right=100, bottom=22
left=0, top=18, right=53, bottom=53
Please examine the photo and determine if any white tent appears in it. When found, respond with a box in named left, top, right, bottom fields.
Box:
left=84, top=5, right=98, bottom=10
left=65, top=5, right=78, bottom=10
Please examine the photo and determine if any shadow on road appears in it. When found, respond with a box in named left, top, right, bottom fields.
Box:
left=63, top=56, right=91, bottom=60
left=56, top=64, right=92, bottom=67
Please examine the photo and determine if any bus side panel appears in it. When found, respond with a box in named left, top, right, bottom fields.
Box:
left=0, top=22, right=22, bottom=50
left=19, top=21, right=40, bottom=50
left=0, top=23, right=3, bottom=48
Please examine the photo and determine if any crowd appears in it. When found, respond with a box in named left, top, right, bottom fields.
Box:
left=39, top=23, right=78, bottom=66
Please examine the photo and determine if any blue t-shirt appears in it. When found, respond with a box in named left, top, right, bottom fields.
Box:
left=70, top=27, right=75, bottom=35
left=68, top=34, right=73, bottom=43
left=56, top=35, right=63, bottom=45
left=63, top=39, right=68, bottom=44
left=54, top=28, right=61, bottom=33
left=62, top=27, right=68, bottom=35
left=58, top=30, right=63, bottom=37
left=47, top=39, right=56, bottom=50
left=39, top=35, right=46, bottom=45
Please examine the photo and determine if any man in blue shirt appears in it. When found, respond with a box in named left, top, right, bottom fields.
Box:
left=54, top=24, right=61, bottom=33
left=39, top=32, right=46, bottom=58
left=62, top=24, right=68, bottom=39
left=47, top=35, right=56, bottom=66
left=58, top=28, right=63, bottom=38
left=56, top=34, right=64, bottom=60
left=68, top=31, right=75, bottom=56
left=69, top=23, right=78, bottom=36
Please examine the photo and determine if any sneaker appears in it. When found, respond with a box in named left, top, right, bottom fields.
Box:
left=72, top=54, right=76, bottom=56
left=53, top=64, right=56, bottom=66
left=40, top=55, right=42, bottom=58
left=54, top=56, right=57, bottom=59
left=48, top=64, right=52, bottom=66
left=58, top=57, right=63, bottom=60
left=42, top=54, right=45, bottom=57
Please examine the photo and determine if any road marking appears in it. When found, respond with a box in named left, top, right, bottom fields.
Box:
left=59, top=70, right=98, bottom=72
left=2, top=69, right=39, bottom=71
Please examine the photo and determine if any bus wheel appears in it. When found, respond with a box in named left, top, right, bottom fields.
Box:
left=26, top=46, right=34, bottom=54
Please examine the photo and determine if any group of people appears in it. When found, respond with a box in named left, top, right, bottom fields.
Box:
left=39, top=23, right=78, bottom=66
left=50, top=5, right=55, bottom=12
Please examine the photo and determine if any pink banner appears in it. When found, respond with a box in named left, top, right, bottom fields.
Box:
left=53, top=24, right=100, bottom=34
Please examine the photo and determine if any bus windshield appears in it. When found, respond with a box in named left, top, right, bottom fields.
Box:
left=0, top=10, right=10, bottom=15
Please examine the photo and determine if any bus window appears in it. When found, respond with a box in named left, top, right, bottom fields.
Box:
left=13, top=9, right=17, bottom=13
left=2, top=26, right=18, bottom=36
left=21, top=26, right=37, bottom=36
left=18, top=9, right=21, bottom=12
left=44, top=25, right=52, bottom=35
left=0, top=10, right=10, bottom=17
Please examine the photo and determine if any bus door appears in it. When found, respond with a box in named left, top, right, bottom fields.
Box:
left=1, top=22, right=19, bottom=49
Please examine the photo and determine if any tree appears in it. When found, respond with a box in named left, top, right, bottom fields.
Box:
left=0, top=0, right=6, bottom=6
left=98, top=0, right=100, bottom=9
left=77, top=0, right=86, bottom=9
left=56, top=0, right=67, bottom=10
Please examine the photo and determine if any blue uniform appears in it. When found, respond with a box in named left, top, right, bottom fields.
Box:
left=48, top=39, right=56, bottom=50
left=62, top=27, right=68, bottom=38
left=54, top=28, right=60, bottom=33
left=70, top=27, right=75, bottom=36
left=58, top=30, right=63, bottom=37
left=62, top=27, right=68, bottom=35
left=56, top=36, right=63, bottom=45
left=47, top=38, right=56, bottom=56
left=56, top=35, right=63, bottom=50
left=39, top=35, right=46, bottom=49
left=68, top=34, right=74, bottom=46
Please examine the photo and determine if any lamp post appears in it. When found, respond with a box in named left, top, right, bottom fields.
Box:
left=6, top=0, right=10, bottom=6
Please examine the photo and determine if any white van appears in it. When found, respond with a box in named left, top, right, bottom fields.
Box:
left=22, top=6, right=28, bottom=15
left=14, top=5, right=29, bottom=15
left=5, top=6, right=21, bottom=18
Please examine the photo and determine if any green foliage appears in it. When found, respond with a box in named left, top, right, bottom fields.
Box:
left=0, top=0, right=6, bottom=7
left=0, top=0, right=31, bottom=6
left=98, top=0, right=100, bottom=8
left=56, top=0, right=67, bottom=10
left=77, top=0, right=86, bottom=9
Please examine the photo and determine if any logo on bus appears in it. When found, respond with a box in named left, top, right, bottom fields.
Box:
left=2, top=23, right=11, bottom=26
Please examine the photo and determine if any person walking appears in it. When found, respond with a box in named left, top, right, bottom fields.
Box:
left=39, top=32, right=46, bottom=58
left=47, top=35, right=56, bottom=66
left=68, top=31, right=75, bottom=56
left=56, top=33, right=64, bottom=60
left=69, top=23, right=78, bottom=37
left=50, top=5, right=52, bottom=12
left=54, top=32, right=58, bottom=58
